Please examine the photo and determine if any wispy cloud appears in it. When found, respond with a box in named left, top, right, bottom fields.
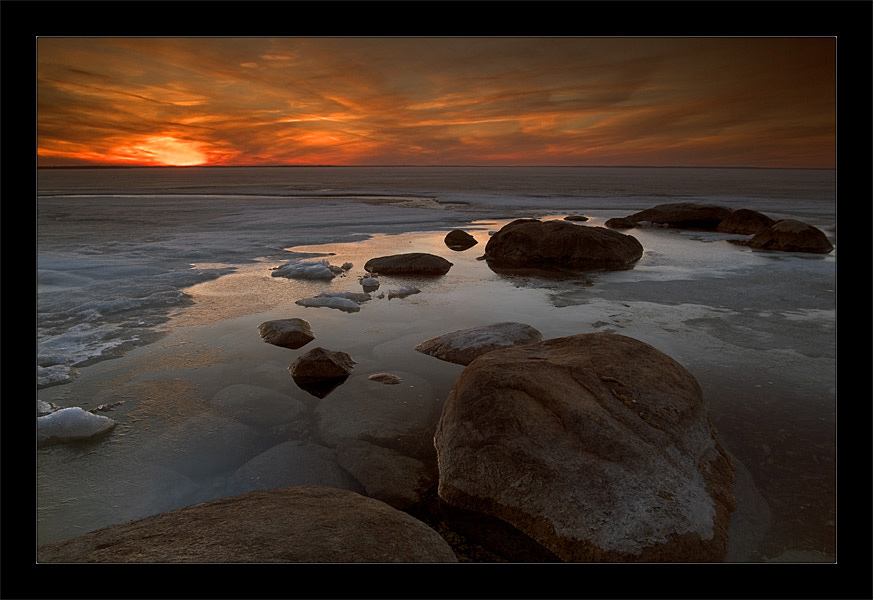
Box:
left=37, top=37, right=835, bottom=167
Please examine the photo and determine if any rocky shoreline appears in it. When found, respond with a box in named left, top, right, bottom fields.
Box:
left=36, top=204, right=835, bottom=563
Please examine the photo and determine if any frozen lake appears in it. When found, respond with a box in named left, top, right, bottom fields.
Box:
left=36, top=166, right=836, bottom=561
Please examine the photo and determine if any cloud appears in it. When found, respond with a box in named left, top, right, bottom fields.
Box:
left=36, top=37, right=835, bottom=168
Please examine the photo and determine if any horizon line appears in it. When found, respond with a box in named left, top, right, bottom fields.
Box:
left=37, top=164, right=835, bottom=171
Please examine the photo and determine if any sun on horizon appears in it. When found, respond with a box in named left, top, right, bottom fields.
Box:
left=37, top=37, right=836, bottom=170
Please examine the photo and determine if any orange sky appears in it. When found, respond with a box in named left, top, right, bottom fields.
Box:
left=36, top=37, right=836, bottom=168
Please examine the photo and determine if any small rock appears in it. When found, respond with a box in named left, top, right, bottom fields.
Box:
left=387, top=285, right=420, bottom=300
left=369, top=373, right=403, bottom=384
left=271, top=259, right=341, bottom=280
left=258, top=318, right=315, bottom=349
left=360, top=276, right=380, bottom=291
left=290, top=348, right=356, bottom=397
left=564, top=215, right=589, bottom=222
left=444, top=229, right=478, bottom=251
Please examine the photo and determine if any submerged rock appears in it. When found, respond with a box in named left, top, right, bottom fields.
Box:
left=368, top=372, right=403, bottom=384
left=715, top=208, right=776, bottom=235
left=209, top=384, right=306, bottom=430
left=484, top=219, right=643, bottom=271
left=444, top=229, right=478, bottom=251
left=364, top=253, right=453, bottom=276
left=733, top=219, right=834, bottom=254
left=563, top=215, right=589, bottom=222
left=337, top=439, right=435, bottom=510
left=258, top=318, right=315, bottom=349
left=37, top=407, right=117, bottom=446
left=621, top=202, right=732, bottom=230
left=414, top=322, right=544, bottom=366
left=229, top=441, right=360, bottom=494
left=36, top=486, right=458, bottom=563
left=434, top=332, right=736, bottom=562
left=387, top=285, right=420, bottom=300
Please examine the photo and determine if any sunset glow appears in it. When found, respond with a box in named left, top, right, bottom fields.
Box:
left=37, top=37, right=836, bottom=169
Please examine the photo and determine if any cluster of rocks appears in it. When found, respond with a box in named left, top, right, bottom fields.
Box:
left=41, top=211, right=770, bottom=561
left=39, top=322, right=738, bottom=563
left=604, top=202, right=833, bottom=254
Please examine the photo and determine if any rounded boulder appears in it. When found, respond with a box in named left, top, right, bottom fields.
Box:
left=434, top=332, right=736, bottom=562
left=484, top=219, right=643, bottom=271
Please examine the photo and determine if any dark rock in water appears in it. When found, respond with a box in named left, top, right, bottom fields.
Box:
left=623, top=202, right=732, bottom=229
left=444, top=229, right=478, bottom=251
left=434, top=332, right=736, bottom=562
left=563, top=215, right=589, bottom=222
left=364, top=253, right=453, bottom=276
left=716, top=209, right=776, bottom=235
left=415, top=322, right=544, bottom=366
left=258, top=318, right=315, bottom=349
left=36, top=486, right=458, bottom=563
left=732, top=219, right=834, bottom=254
left=604, top=216, right=638, bottom=229
left=484, top=219, right=643, bottom=271
left=289, top=347, right=355, bottom=397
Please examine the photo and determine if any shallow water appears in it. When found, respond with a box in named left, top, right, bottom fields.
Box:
left=36, top=167, right=836, bottom=561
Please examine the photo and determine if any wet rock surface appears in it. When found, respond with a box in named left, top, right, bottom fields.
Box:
left=434, top=332, right=736, bottom=562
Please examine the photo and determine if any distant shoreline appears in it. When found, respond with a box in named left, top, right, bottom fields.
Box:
left=37, top=164, right=835, bottom=171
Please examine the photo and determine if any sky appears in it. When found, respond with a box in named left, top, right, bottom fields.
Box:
left=36, top=37, right=836, bottom=168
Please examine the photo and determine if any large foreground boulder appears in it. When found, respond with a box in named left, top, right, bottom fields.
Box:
left=364, top=253, right=453, bottom=276
left=623, top=203, right=732, bottom=229
left=734, top=219, right=834, bottom=254
left=414, top=322, right=544, bottom=366
left=36, top=486, right=457, bottom=562
left=483, top=219, right=643, bottom=271
left=434, top=332, right=736, bottom=562
left=715, top=208, right=775, bottom=235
